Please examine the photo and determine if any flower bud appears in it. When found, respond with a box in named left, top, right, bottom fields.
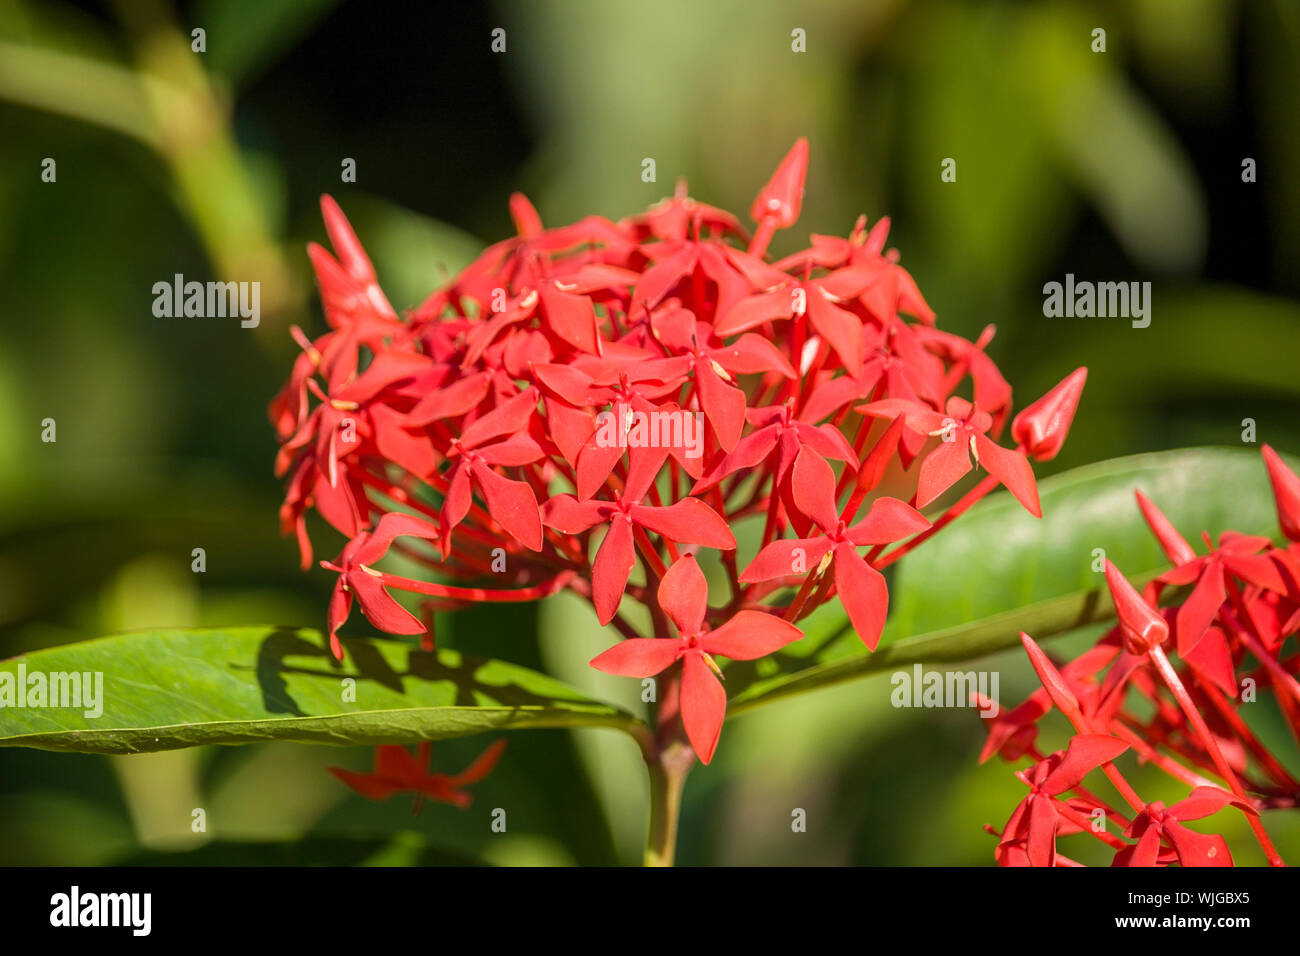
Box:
left=1104, top=560, right=1169, bottom=655
left=1262, top=444, right=1300, bottom=542
left=1011, top=367, right=1086, bottom=461
left=749, top=138, right=808, bottom=228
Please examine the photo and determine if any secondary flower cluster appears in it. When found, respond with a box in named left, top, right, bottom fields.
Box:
left=272, top=140, right=1084, bottom=771
left=981, top=446, right=1300, bottom=866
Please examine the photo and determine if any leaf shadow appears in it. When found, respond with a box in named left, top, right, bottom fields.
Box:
left=245, top=629, right=612, bottom=725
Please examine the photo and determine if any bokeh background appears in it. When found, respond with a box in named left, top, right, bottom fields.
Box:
left=2, top=0, right=1298, bottom=865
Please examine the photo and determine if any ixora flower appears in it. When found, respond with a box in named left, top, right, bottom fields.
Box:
left=272, top=138, right=1083, bottom=793
left=979, top=447, right=1299, bottom=867
left=329, top=740, right=506, bottom=811
left=591, top=555, right=801, bottom=763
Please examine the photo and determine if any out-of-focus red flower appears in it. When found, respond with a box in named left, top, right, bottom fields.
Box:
left=329, top=740, right=506, bottom=810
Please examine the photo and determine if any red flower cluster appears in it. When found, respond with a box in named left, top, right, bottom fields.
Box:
left=272, top=140, right=1084, bottom=768
left=981, top=446, right=1300, bottom=866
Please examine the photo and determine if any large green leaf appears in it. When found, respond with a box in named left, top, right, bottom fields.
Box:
left=727, top=447, right=1285, bottom=713
left=0, top=627, right=643, bottom=754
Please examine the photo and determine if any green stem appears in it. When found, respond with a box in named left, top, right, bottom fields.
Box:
left=641, top=668, right=694, bottom=866
left=644, top=741, right=692, bottom=867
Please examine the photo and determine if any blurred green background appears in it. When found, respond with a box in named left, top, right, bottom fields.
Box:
left=1, top=0, right=1298, bottom=865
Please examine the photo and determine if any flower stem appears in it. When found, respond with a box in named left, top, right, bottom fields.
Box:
left=644, top=741, right=692, bottom=867
left=1149, top=645, right=1285, bottom=866
left=870, top=471, right=1002, bottom=570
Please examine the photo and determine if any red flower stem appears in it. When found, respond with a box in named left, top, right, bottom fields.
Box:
left=794, top=341, right=829, bottom=419
left=359, top=468, right=492, bottom=539
left=834, top=418, right=871, bottom=506
left=760, top=484, right=783, bottom=550
left=784, top=313, right=806, bottom=406
left=1068, top=782, right=1131, bottom=830
left=783, top=565, right=825, bottom=622
left=644, top=476, right=666, bottom=508
left=691, top=262, right=707, bottom=319
left=1220, top=579, right=1300, bottom=744
left=799, top=569, right=839, bottom=621
left=1224, top=583, right=1300, bottom=711
left=1056, top=803, right=1130, bottom=850
left=1148, top=645, right=1285, bottom=866
left=711, top=487, right=743, bottom=599
left=1040, top=681, right=1148, bottom=815
left=1224, top=619, right=1300, bottom=750
left=1108, top=718, right=1218, bottom=790
left=870, top=471, right=1002, bottom=571
left=377, top=569, right=574, bottom=603
left=633, top=525, right=669, bottom=580
left=732, top=457, right=776, bottom=513
left=1196, top=677, right=1300, bottom=791
left=1098, top=763, right=1146, bottom=817
left=389, top=539, right=492, bottom=577
left=747, top=217, right=777, bottom=259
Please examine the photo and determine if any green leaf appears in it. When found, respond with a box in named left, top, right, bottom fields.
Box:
left=727, top=447, right=1285, bottom=714
left=0, top=627, right=644, bottom=754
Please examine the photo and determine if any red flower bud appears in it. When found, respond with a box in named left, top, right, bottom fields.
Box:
left=1104, top=560, right=1168, bottom=655
left=749, top=137, right=808, bottom=228
left=1262, top=443, right=1300, bottom=542
left=1011, top=367, right=1086, bottom=461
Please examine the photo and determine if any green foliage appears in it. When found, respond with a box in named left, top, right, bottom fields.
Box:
left=0, top=628, right=643, bottom=753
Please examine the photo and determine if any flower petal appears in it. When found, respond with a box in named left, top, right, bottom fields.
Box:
left=1174, top=559, right=1225, bottom=657
left=974, top=434, right=1040, bottom=518
left=833, top=543, right=889, bottom=649
left=590, top=638, right=682, bottom=678
left=657, top=554, right=709, bottom=636
left=739, top=536, right=832, bottom=583
left=592, top=517, right=637, bottom=625
left=847, top=496, right=930, bottom=545
left=916, top=434, right=973, bottom=508
left=790, top=448, right=841, bottom=532
left=632, top=498, right=737, bottom=550
left=681, top=651, right=727, bottom=765
left=703, top=610, right=802, bottom=660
